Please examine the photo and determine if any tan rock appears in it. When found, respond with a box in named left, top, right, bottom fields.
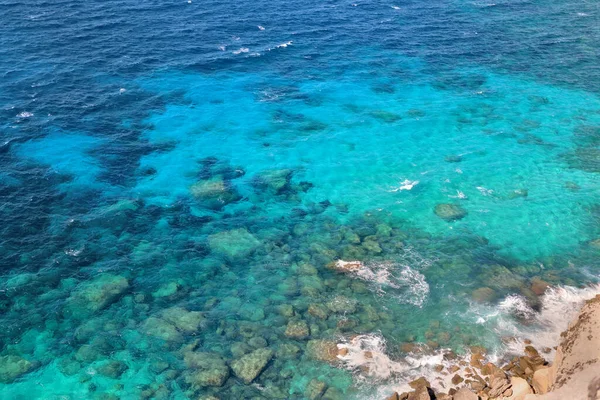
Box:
left=544, top=294, right=600, bottom=398
left=480, top=362, right=498, bottom=376
left=452, top=374, right=464, bottom=384
left=531, top=367, right=551, bottom=394
left=407, top=386, right=431, bottom=400
left=505, top=376, right=533, bottom=400
left=452, top=387, right=478, bottom=400
left=408, top=376, right=430, bottom=389
left=329, top=260, right=363, bottom=273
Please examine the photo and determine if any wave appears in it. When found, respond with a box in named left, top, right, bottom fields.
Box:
left=336, top=284, right=600, bottom=398
left=339, top=249, right=432, bottom=307
left=390, top=179, right=419, bottom=192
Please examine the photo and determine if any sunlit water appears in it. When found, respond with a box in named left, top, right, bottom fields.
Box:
left=1, top=0, right=600, bottom=398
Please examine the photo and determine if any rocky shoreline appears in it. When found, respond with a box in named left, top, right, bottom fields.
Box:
left=383, top=294, right=600, bottom=400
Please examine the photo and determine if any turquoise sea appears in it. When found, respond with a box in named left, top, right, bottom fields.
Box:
left=1, top=0, right=600, bottom=398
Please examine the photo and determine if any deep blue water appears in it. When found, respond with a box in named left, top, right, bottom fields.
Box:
left=1, top=0, right=600, bottom=398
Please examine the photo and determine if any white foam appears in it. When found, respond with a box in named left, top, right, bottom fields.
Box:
left=449, top=190, right=467, bottom=199
left=258, top=25, right=265, bottom=31
left=232, top=47, right=249, bottom=55
left=17, top=111, right=33, bottom=118
left=391, top=5, right=401, bottom=9
left=336, top=284, right=600, bottom=399
left=390, top=179, right=419, bottom=192
left=476, top=186, right=494, bottom=196
left=276, top=41, right=293, bottom=48
left=337, top=333, right=472, bottom=397
left=352, top=258, right=430, bottom=307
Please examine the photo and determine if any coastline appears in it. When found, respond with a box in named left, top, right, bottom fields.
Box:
left=383, top=293, right=600, bottom=400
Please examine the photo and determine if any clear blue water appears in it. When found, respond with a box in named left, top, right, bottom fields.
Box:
left=1, top=0, right=600, bottom=398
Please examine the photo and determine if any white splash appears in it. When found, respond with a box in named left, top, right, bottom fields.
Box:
left=218, top=45, right=226, bottom=51
left=354, top=261, right=430, bottom=307
left=17, top=111, right=33, bottom=118
left=449, top=190, right=467, bottom=199
left=391, top=5, right=401, bottom=9
left=337, top=284, right=600, bottom=400
left=476, top=186, right=494, bottom=196
left=276, top=41, right=293, bottom=48
left=258, top=25, right=265, bottom=30
left=468, top=284, right=600, bottom=358
left=119, top=88, right=126, bottom=94
left=390, top=179, right=419, bottom=192
left=233, top=47, right=249, bottom=55
left=337, top=333, right=474, bottom=396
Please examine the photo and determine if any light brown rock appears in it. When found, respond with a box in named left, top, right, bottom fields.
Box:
left=452, top=387, right=479, bottom=400
left=531, top=367, right=551, bottom=394
left=505, top=377, right=533, bottom=400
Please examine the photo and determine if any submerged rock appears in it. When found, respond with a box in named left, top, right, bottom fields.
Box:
left=252, top=169, right=293, bottom=195
left=141, top=317, right=183, bottom=342
left=161, top=307, right=203, bottom=333
left=190, top=177, right=242, bottom=210
left=306, top=340, right=340, bottom=363
left=434, top=203, right=467, bottom=221
left=308, top=303, right=329, bottom=320
left=285, top=320, right=310, bottom=339
left=208, top=228, right=260, bottom=260
left=326, top=295, right=357, bottom=314
left=230, top=348, right=273, bottom=384
left=96, top=360, right=128, bottom=378
left=0, top=355, right=36, bottom=383
left=472, top=287, right=496, bottom=303
left=184, top=352, right=230, bottom=388
left=305, top=378, right=328, bottom=400
left=445, top=154, right=463, bottom=163
left=64, top=274, right=129, bottom=319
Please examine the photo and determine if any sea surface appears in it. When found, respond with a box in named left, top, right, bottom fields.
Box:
left=1, top=0, right=600, bottom=398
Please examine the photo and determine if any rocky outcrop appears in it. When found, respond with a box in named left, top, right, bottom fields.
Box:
left=382, top=293, right=600, bottom=400
left=535, top=294, right=600, bottom=400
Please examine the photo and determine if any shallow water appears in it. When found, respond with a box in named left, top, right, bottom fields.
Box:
left=1, top=0, right=600, bottom=398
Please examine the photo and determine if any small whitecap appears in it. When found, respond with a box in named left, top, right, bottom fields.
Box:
left=258, top=25, right=265, bottom=31
left=119, top=88, right=126, bottom=94
left=17, top=111, right=33, bottom=118
left=218, top=45, right=226, bottom=51
left=390, top=179, right=419, bottom=192
left=273, top=41, right=293, bottom=49
left=476, top=186, right=494, bottom=196
left=391, top=5, right=400, bottom=9
left=232, top=47, right=249, bottom=55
